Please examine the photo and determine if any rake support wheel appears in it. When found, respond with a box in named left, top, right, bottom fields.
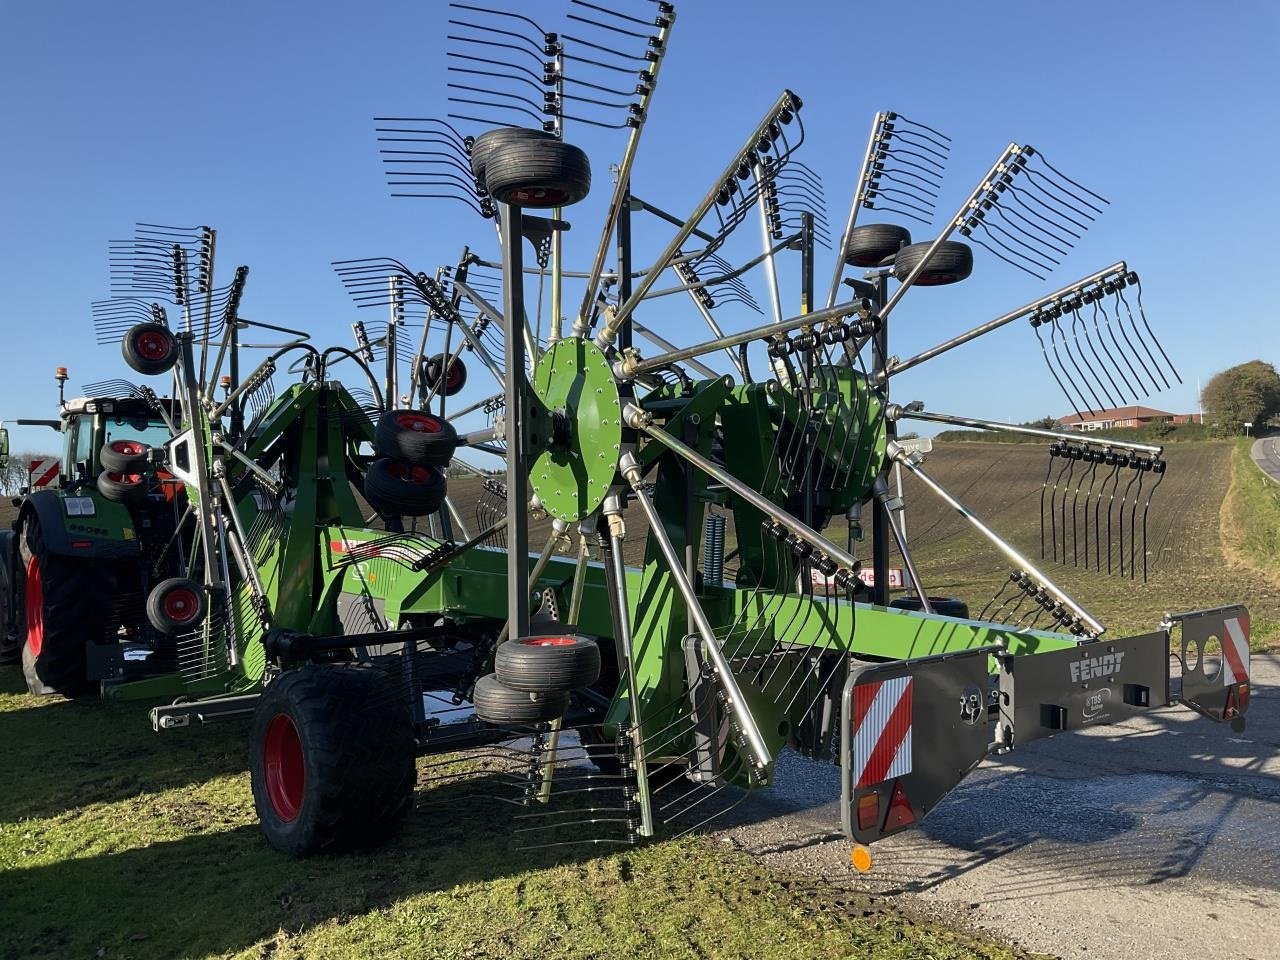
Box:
left=100, top=439, right=151, bottom=473
left=484, top=139, right=592, bottom=208
left=843, top=223, right=912, bottom=267
left=146, top=577, right=208, bottom=635
left=375, top=409, right=459, bottom=467
left=472, top=673, right=569, bottom=726
left=121, top=322, right=180, bottom=376
left=469, top=126, right=556, bottom=184
left=364, top=458, right=447, bottom=517
left=250, top=664, right=416, bottom=857
left=495, top=635, right=602, bottom=695
left=97, top=470, right=148, bottom=505
left=892, top=240, right=974, bottom=286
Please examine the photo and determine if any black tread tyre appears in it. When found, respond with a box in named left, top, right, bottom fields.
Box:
left=375, top=409, right=459, bottom=467
left=891, top=240, right=974, bottom=286
left=364, top=458, right=447, bottom=517
left=422, top=353, right=467, bottom=397
left=889, top=595, right=969, bottom=619
left=495, top=634, right=602, bottom=695
left=97, top=469, right=147, bottom=504
left=100, top=439, right=151, bottom=473
left=843, top=223, right=912, bottom=267
left=250, top=664, right=416, bottom=857
left=146, top=577, right=207, bottom=634
left=472, top=673, right=569, bottom=725
left=484, top=139, right=591, bottom=208
left=18, top=514, right=113, bottom=696
left=469, top=126, right=555, bottom=184
left=0, top=531, right=21, bottom=664
left=121, top=323, right=180, bottom=376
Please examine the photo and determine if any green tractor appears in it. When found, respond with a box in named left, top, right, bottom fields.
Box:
left=0, top=370, right=201, bottom=696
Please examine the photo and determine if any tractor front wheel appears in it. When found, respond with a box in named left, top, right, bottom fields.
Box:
left=249, top=664, right=416, bottom=857
left=18, top=515, right=112, bottom=696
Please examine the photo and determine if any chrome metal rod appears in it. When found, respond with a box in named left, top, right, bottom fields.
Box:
left=627, top=407, right=860, bottom=573
left=575, top=11, right=677, bottom=331
left=605, top=512, right=654, bottom=837
left=677, top=292, right=746, bottom=378
left=440, top=279, right=508, bottom=389
left=826, top=111, right=884, bottom=309
left=895, top=406, right=1162, bottom=455
left=879, top=143, right=1020, bottom=323
left=622, top=459, right=773, bottom=771
left=627, top=300, right=867, bottom=379
left=885, top=262, right=1128, bottom=378
left=599, top=90, right=799, bottom=344
left=457, top=425, right=499, bottom=447
left=878, top=490, right=932, bottom=614
left=632, top=322, right=720, bottom=379
left=891, top=443, right=1104, bottom=635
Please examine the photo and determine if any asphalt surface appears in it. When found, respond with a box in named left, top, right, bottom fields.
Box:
left=1251, top=435, right=1280, bottom=483
left=714, top=656, right=1280, bottom=960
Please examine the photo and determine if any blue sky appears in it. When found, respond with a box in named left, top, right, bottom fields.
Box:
left=2, top=0, right=1277, bottom=456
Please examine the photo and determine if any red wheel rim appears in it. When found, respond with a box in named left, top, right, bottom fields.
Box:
left=394, top=412, right=442, bottom=434
left=263, top=713, right=305, bottom=822
left=24, top=556, right=43, bottom=658
left=520, top=636, right=577, bottom=647
left=135, top=330, right=171, bottom=360
left=445, top=362, right=462, bottom=391
left=161, top=586, right=200, bottom=624
left=107, top=473, right=145, bottom=486
left=110, top=440, right=146, bottom=456
left=508, top=186, right=570, bottom=206
left=387, top=462, right=436, bottom=485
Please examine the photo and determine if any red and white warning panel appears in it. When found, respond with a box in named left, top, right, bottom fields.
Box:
left=1177, top=605, right=1252, bottom=729
left=841, top=647, right=995, bottom=847
left=1222, top=614, right=1249, bottom=686
left=28, top=458, right=60, bottom=488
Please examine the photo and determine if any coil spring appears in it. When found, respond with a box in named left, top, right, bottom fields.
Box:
left=702, top=512, right=726, bottom=587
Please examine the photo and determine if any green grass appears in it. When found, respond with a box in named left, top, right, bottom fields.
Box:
left=0, top=671, right=1031, bottom=960
left=1221, top=438, right=1280, bottom=648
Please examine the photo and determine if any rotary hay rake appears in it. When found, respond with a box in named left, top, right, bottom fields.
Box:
left=66, top=0, right=1252, bottom=861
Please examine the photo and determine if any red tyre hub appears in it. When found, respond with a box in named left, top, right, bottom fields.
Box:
left=263, top=713, right=305, bottom=822
left=394, top=412, right=442, bottom=434
left=134, top=330, right=172, bottom=361
left=109, top=440, right=146, bottom=456
left=24, top=555, right=43, bottom=658
left=519, top=636, right=577, bottom=647
left=161, top=586, right=200, bottom=624
left=387, top=462, right=436, bottom=485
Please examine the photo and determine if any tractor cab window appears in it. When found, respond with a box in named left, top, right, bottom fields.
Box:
left=102, top=415, right=171, bottom=452
left=67, top=415, right=93, bottom=469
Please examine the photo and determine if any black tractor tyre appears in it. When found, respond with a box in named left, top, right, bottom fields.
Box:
left=843, top=223, right=912, bottom=267
left=0, top=531, right=21, bottom=664
left=375, top=409, right=459, bottom=467
left=146, top=577, right=208, bottom=635
left=97, top=470, right=148, bottom=505
left=495, top=635, right=602, bottom=695
left=422, top=353, right=467, bottom=397
left=484, top=139, right=591, bottom=208
left=891, top=241, right=974, bottom=286
left=121, top=322, right=180, bottom=376
left=100, top=439, right=152, bottom=473
left=364, top=458, right=447, bottom=518
left=469, top=125, right=556, bottom=183
left=18, top=514, right=113, bottom=696
left=889, top=595, right=970, bottom=619
left=472, top=673, right=569, bottom=726
left=249, top=664, right=417, bottom=857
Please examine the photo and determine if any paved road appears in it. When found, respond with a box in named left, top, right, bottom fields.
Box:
left=1252, top=435, right=1280, bottom=483
left=716, top=656, right=1280, bottom=960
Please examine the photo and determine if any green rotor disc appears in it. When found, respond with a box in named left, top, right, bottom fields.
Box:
left=527, top=337, right=622, bottom=523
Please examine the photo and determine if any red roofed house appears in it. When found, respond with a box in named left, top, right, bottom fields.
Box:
left=1059, top=405, right=1201, bottom=432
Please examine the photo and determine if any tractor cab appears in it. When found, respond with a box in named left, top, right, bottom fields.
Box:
left=60, top=397, right=173, bottom=485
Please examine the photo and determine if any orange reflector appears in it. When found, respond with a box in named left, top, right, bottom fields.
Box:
left=884, top=779, right=915, bottom=831
left=851, top=844, right=873, bottom=872
left=856, top=792, right=879, bottom=831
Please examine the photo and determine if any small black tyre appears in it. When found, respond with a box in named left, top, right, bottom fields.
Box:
left=472, top=673, right=569, bottom=726
left=469, top=125, right=555, bottom=184
left=495, top=634, right=602, bottom=695
left=146, top=577, right=207, bottom=634
left=97, top=470, right=148, bottom=504
left=100, top=439, right=151, bottom=473
left=364, top=458, right=447, bottom=517
left=422, top=353, right=467, bottom=397
left=843, top=223, right=912, bottom=267
left=250, top=664, right=416, bottom=857
left=889, top=595, right=969, bottom=619
left=375, top=409, right=459, bottom=467
left=484, top=138, right=591, bottom=208
left=121, top=323, right=180, bottom=376
left=891, top=241, right=974, bottom=286
left=18, top=514, right=113, bottom=696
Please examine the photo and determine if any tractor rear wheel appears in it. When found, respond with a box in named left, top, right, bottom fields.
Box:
left=0, top=531, right=21, bottom=664
left=18, top=515, right=112, bottom=696
left=249, top=664, right=416, bottom=857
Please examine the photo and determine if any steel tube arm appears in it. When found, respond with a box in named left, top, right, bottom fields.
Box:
left=892, top=405, right=1162, bottom=455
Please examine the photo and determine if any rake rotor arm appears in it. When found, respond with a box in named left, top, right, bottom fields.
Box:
left=596, top=89, right=803, bottom=347
left=888, top=441, right=1105, bottom=636
left=629, top=322, right=719, bottom=379
left=882, top=261, right=1129, bottom=381
left=826, top=111, right=887, bottom=309
left=888, top=404, right=1163, bottom=456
